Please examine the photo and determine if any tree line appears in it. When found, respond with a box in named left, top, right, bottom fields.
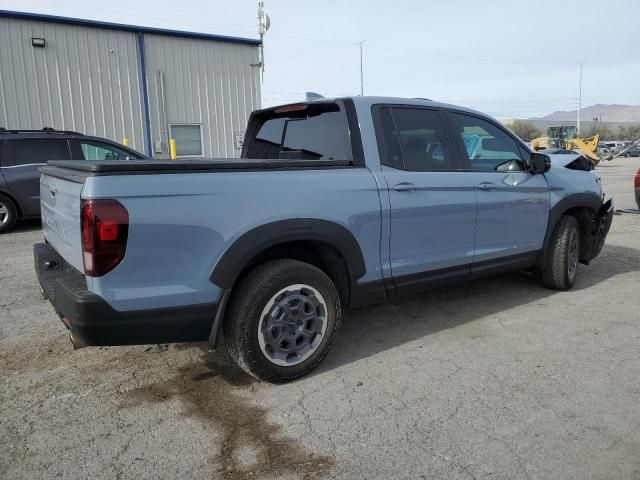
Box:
left=505, top=120, right=640, bottom=142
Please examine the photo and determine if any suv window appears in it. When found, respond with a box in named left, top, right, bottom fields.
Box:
left=244, top=104, right=351, bottom=161
left=76, top=140, right=138, bottom=160
left=377, top=107, right=453, bottom=171
left=448, top=113, right=524, bottom=172
left=10, top=139, right=71, bottom=165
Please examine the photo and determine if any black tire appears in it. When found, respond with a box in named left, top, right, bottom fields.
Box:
left=223, top=259, right=342, bottom=383
left=0, top=193, right=18, bottom=234
left=541, top=215, right=581, bottom=290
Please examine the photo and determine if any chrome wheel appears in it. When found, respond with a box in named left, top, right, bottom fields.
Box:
left=258, top=284, right=328, bottom=367
left=568, top=228, right=579, bottom=280
left=0, top=202, right=8, bottom=225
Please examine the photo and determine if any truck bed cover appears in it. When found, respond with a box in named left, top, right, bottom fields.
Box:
left=43, top=159, right=353, bottom=175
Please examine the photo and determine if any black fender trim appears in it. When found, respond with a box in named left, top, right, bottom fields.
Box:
left=209, top=218, right=367, bottom=290
left=537, top=192, right=606, bottom=268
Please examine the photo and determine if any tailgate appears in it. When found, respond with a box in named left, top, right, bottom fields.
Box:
left=40, top=173, right=84, bottom=272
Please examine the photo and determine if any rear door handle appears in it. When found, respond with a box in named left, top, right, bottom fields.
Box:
left=392, top=182, right=418, bottom=192
left=477, top=182, right=497, bottom=192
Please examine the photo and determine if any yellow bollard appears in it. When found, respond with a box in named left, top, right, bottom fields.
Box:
left=169, top=139, right=177, bottom=160
left=122, top=137, right=129, bottom=147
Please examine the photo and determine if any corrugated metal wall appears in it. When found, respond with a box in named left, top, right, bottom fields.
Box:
left=0, top=17, right=146, bottom=152
left=0, top=16, right=262, bottom=158
left=144, top=34, right=261, bottom=158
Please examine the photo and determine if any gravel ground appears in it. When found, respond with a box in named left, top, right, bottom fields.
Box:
left=1, top=157, right=639, bottom=480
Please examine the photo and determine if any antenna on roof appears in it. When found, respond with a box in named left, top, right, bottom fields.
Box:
left=256, top=2, right=271, bottom=80
left=305, top=92, right=325, bottom=101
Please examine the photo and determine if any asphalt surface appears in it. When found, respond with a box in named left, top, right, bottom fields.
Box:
left=1, top=157, right=639, bottom=480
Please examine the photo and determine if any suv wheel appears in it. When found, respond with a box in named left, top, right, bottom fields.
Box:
left=541, top=215, right=581, bottom=290
left=0, top=194, right=18, bottom=234
left=224, top=259, right=342, bottom=383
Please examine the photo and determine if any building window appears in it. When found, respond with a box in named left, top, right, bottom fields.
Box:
left=169, top=124, right=203, bottom=157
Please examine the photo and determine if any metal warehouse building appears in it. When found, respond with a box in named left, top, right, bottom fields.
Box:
left=0, top=10, right=262, bottom=158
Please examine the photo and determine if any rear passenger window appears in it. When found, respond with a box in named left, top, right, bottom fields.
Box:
left=375, top=107, right=454, bottom=171
left=449, top=113, right=525, bottom=172
left=10, top=139, right=71, bottom=165
left=244, top=104, right=351, bottom=161
left=374, top=107, right=403, bottom=169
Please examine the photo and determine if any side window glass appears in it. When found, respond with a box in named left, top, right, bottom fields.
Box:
left=390, top=108, right=453, bottom=171
left=374, top=107, right=403, bottom=169
left=79, top=141, right=133, bottom=160
left=11, top=139, right=71, bottom=164
left=449, top=113, right=524, bottom=172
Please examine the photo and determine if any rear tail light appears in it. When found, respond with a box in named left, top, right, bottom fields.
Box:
left=274, top=104, right=307, bottom=114
left=81, top=199, right=129, bottom=277
left=635, top=169, right=640, bottom=189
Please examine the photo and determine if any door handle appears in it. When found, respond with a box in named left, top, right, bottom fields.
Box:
left=477, top=182, right=497, bottom=192
left=392, top=182, right=418, bottom=192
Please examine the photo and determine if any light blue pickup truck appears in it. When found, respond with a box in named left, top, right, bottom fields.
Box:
left=34, top=97, right=613, bottom=382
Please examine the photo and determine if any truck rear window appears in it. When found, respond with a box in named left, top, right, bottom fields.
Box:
left=244, top=103, right=351, bottom=161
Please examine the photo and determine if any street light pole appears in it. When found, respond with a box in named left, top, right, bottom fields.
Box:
left=357, top=40, right=365, bottom=96
left=577, top=61, right=583, bottom=135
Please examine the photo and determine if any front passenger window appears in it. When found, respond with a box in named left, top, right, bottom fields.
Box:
left=449, top=113, right=525, bottom=172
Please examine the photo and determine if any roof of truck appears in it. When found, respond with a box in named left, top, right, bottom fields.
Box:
left=263, top=96, right=490, bottom=119
left=352, top=96, right=487, bottom=115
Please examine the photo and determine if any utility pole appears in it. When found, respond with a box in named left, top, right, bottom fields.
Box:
left=577, top=61, right=583, bottom=134
left=356, top=41, right=365, bottom=96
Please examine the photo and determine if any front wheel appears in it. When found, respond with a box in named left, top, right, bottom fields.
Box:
left=541, top=215, right=581, bottom=290
left=224, top=259, right=342, bottom=383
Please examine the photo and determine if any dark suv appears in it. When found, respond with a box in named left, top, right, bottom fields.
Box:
left=0, top=128, right=147, bottom=233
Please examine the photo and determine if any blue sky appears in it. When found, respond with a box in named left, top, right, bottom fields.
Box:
left=1, top=0, right=638, bottom=118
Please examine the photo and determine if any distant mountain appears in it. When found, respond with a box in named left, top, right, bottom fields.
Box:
left=534, top=104, right=640, bottom=123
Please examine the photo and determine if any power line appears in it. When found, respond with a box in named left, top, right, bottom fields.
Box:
left=365, top=44, right=579, bottom=66
left=12, top=2, right=585, bottom=67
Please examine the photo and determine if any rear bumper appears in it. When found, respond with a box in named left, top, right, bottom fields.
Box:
left=34, top=243, right=217, bottom=346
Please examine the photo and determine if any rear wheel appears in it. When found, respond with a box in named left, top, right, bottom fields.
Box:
left=0, top=194, right=18, bottom=234
left=224, top=259, right=342, bottom=383
left=541, top=215, right=581, bottom=290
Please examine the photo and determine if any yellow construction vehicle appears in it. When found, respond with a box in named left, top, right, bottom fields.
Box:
left=564, top=134, right=600, bottom=164
left=531, top=125, right=600, bottom=165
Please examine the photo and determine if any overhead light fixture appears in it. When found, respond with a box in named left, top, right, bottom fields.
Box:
left=31, top=37, right=46, bottom=48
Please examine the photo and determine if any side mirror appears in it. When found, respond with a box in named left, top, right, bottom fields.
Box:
left=530, top=152, right=551, bottom=174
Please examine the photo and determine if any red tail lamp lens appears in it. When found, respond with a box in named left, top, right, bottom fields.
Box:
left=81, top=199, right=129, bottom=277
left=274, top=104, right=307, bottom=114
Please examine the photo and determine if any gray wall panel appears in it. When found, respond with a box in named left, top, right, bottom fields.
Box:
left=143, top=34, right=261, bottom=158
left=0, top=16, right=261, bottom=158
left=0, top=18, right=146, bottom=152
